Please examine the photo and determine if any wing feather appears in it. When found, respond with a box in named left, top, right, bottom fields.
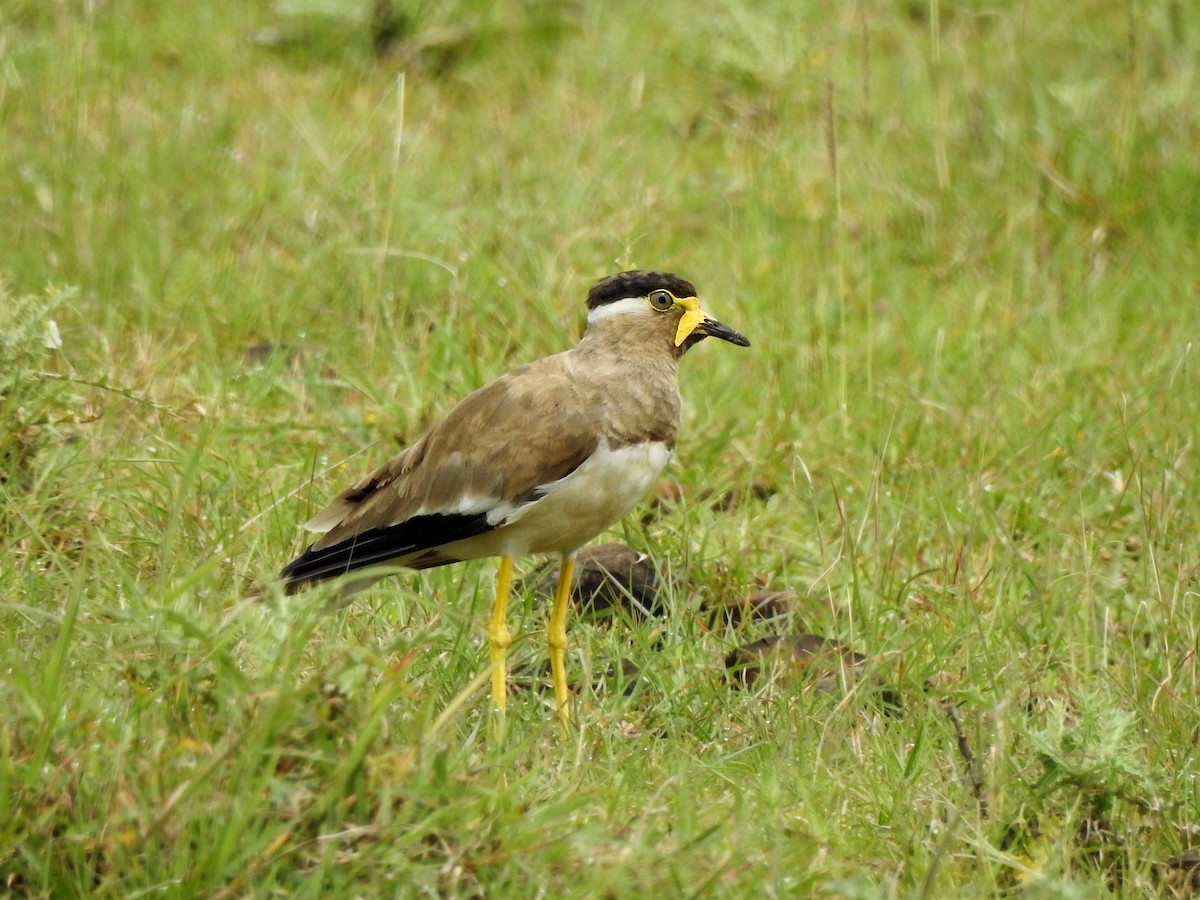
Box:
left=281, top=354, right=601, bottom=589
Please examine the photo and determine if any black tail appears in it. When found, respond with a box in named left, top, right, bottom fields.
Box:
left=280, top=511, right=494, bottom=593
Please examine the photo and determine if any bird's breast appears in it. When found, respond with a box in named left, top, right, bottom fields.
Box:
left=500, top=439, right=672, bottom=555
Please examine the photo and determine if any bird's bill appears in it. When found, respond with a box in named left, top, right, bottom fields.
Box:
left=674, top=297, right=751, bottom=348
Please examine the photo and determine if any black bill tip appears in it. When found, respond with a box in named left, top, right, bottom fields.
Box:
left=699, top=318, right=751, bottom=347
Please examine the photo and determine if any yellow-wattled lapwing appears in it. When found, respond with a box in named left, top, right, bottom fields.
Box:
left=281, top=270, right=750, bottom=725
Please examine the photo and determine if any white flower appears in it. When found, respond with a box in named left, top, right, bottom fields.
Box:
left=43, top=319, right=63, bottom=350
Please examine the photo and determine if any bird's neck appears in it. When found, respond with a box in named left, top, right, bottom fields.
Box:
left=568, top=332, right=682, bottom=449
left=576, top=318, right=683, bottom=365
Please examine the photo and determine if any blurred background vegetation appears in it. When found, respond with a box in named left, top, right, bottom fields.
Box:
left=1, top=0, right=1198, bottom=895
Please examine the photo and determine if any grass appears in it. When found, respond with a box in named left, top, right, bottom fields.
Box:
left=2, top=0, right=1199, bottom=895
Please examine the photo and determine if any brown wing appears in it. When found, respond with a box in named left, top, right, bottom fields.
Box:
left=280, top=353, right=600, bottom=588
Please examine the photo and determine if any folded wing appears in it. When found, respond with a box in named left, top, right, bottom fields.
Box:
left=280, top=357, right=599, bottom=591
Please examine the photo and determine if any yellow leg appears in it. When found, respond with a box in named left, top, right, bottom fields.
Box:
left=547, top=553, right=576, bottom=728
left=486, top=555, right=514, bottom=714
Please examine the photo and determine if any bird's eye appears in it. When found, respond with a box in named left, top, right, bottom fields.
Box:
left=649, top=290, right=674, bottom=311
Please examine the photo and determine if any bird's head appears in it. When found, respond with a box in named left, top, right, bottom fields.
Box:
left=584, top=270, right=751, bottom=355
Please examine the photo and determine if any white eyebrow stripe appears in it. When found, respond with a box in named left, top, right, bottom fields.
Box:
left=586, top=296, right=647, bottom=324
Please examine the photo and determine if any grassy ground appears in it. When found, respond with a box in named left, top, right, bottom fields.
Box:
left=3, top=0, right=1199, bottom=895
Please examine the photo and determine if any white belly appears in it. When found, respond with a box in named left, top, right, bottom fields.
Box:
left=473, top=441, right=670, bottom=557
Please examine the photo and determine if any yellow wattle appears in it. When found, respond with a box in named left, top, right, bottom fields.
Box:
left=674, top=308, right=704, bottom=346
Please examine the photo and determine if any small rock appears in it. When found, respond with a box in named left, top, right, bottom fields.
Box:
left=641, top=481, right=686, bottom=524
left=526, top=543, right=664, bottom=620
left=707, top=590, right=799, bottom=629
left=703, top=479, right=777, bottom=512
left=725, top=634, right=862, bottom=690
left=725, top=634, right=903, bottom=713
left=1156, top=849, right=1200, bottom=891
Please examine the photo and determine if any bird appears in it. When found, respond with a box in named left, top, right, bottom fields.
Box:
left=280, top=270, right=750, bottom=725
